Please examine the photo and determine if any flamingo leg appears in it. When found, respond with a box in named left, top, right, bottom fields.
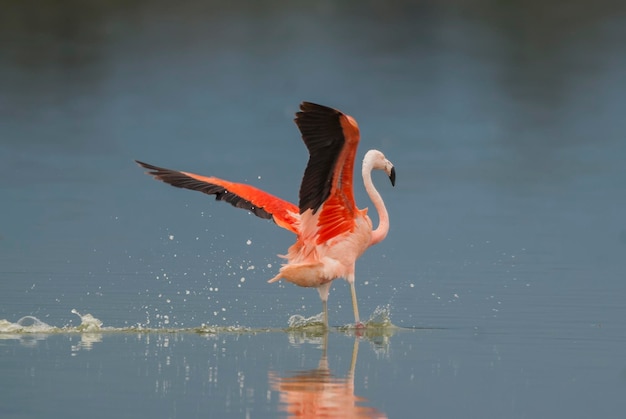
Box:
left=350, top=280, right=362, bottom=327
left=317, top=282, right=331, bottom=329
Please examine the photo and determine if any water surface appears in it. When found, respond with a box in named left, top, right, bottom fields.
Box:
left=1, top=1, right=625, bottom=418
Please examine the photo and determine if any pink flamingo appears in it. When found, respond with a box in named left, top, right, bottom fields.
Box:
left=136, top=102, right=395, bottom=328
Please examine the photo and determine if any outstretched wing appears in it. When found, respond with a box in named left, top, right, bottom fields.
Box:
left=136, top=161, right=299, bottom=234
left=294, top=102, right=361, bottom=244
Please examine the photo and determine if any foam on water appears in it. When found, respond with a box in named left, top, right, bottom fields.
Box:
left=0, top=307, right=399, bottom=336
left=71, top=309, right=104, bottom=332
left=287, top=313, right=326, bottom=329
left=0, top=316, right=57, bottom=333
left=287, top=305, right=397, bottom=331
left=192, top=323, right=254, bottom=334
left=0, top=310, right=105, bottom=334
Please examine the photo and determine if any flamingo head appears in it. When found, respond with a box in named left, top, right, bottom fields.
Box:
left=364, top=149, right=395, bottom=187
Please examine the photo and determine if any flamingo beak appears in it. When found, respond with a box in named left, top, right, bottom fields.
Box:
left=389, top=166, right=396, bottom=187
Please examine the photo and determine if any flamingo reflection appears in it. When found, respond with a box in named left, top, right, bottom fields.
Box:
left=269, top=334, right=386, bottom=418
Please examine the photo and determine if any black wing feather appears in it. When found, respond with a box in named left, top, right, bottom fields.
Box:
left=294, top=102, right=345, bottom=214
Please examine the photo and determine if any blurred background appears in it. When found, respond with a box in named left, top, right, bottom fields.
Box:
left=1, top=0, right=625, bottom=329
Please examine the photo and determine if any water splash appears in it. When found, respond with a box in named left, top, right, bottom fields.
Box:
left=365, top=305, right=393, bottom=328
left=0, top=316, right=56, bottom=333
left=287, top=306, right=396, bottom=333
left=71, top=309, right=103, bottom=332
left=287, top=313, right=325, bottom=329
left=0, top=306, right=403, bottom=340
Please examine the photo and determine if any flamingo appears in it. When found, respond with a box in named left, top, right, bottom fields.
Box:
left=136, top=102, right=395, bottom=328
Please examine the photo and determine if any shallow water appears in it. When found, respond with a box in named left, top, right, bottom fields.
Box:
left=1, top=0, right=626, bottom=418
left=1, top=314, right=624, bottom=418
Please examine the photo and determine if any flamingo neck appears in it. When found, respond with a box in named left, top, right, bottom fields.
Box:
left=362, top=160, right=389, bottom=246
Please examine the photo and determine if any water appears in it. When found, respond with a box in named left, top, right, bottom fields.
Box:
left=1, top=0, right=626, bottom=417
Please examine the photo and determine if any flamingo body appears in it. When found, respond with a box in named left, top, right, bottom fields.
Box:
left=137, top=102, right=395, bottom=327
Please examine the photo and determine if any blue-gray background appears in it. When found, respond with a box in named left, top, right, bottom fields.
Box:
left=1, top=1, right=625, bottom=418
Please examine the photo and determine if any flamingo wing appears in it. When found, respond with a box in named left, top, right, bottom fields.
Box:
left=294, top=102, right=361, bottom=244
left=136, top=161, right=299, bottom=233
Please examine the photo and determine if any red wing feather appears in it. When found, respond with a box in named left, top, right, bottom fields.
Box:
left=136, top=161, right=299, bottom=233
left=294, top=102, right=361, bottom=244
